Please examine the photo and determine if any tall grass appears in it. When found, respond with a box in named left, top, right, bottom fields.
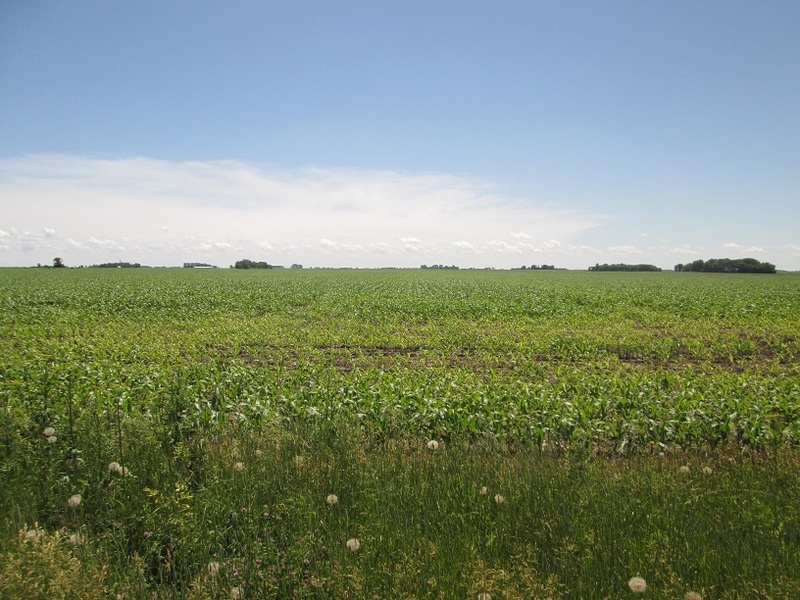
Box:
left=2, top=419, right=799, bottom=598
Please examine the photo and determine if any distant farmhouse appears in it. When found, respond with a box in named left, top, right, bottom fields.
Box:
left=183, top=262, right=217, bottom=269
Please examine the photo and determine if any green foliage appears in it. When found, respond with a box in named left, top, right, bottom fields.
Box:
left=1, top=268, right=800, bottom=596
left=677, top=257, right=777, bottom=273
left=233, top=259, right=273, bottom=269
left=589, top=262, right=662, bottom=271
left=90, top=261, right=145, bottom=268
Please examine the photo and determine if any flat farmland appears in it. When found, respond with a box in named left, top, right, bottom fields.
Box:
left=1, top=268, right=799, bottom=598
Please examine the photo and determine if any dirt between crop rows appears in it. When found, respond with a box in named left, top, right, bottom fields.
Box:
left=232, top=343, right=795, bottom=374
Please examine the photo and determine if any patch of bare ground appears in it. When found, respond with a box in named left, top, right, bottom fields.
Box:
left=227, top=341, right=796, bottom=374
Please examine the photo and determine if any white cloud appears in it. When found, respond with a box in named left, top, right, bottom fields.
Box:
left=487, top=240, right=523, bottom=254
left=722, top=242, right=763, bottom=253
left=453, top=240, right=478, bottom=252
left=607, top=245, right=641, bottom=255
left=0, top=154, right=606, bottom=267
left=87, top=237, right=125, bottom=251
left=541, top=239, right=562, bottom=250
left=668, top=245, right=700, bottom=256
left=319, top=238, right=337, bottom=250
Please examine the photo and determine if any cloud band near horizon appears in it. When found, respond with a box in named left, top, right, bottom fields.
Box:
left=0, top=155, right=793, bottom=269
left=0, top=154, right=610, bottom=267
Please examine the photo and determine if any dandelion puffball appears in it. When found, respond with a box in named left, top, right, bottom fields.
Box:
left=426, top=440, right=439, bottom=450
left=43, top=427, right=55, bottom=437
left=479, top=486, right=488, bottom=495
left=326, top=494, right=339, bottom=506
left=346, top=538, right=361, bottom=551
left=25, top=528, right=44, bottom=541
left=233, top=462, right=245, bottom=472
left=494, top=494, right=505, bottom=504
left=68, top=494, right=82, bottom=507
left=679, top=465, right=691, bottom=474
left=628, top=577, right=647, bottom=593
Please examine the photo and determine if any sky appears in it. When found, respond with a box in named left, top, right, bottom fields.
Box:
left=1, top=1, right=799, bottom=270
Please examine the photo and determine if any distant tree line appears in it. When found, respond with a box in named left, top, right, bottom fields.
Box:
left=420, top=264, right=460, bottom=270
left=90, top=261, right=145, bottom=268
left=233, top=259, right=273, bottom=269
left=589, top=263, right=662, bottom=272
left=513, top=264, right=557, bottom=270
left=674, top=258, right=776, bottom=274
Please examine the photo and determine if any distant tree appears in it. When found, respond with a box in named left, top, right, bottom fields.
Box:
left=589, top=263, right=661, bottom=272
left=91, top=261, right=143, bottom=268
left=53, top=257, right=66, bottom=268
left=234, top=259, right=273, bottom=269
left=679, top=257, right=775, bottom=274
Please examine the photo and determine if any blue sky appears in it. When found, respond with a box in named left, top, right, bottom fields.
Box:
left=1, top=1, right=799, bottom=269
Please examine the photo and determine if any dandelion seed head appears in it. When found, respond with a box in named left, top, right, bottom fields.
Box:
left=702, top=466, right=713, bottom=475
left=628, top=577, right=647, bottom=593
left=685, top=592, right=702, bottom=600
left=326, top=494, right=339, bottom=506
left=68, top=494, right=82, bottom=507
left=109, top=462, right=121, bottom=474
left=43, top=427, right=55, bottom=438
left=346, top=538, right=361, bottom=551
left=24, top=528, right=44, bottom=541
left=427, top=440, right=439, bottom=450
left=679, top=465, right=691, bottom=474
left=479, top=486, right=488, bottom=495
left=494, top=494, right=505, bottom=505
left=233, top=462, right=244, bottom=472
left=477, top=594, right=492, bottom=600
left=47, top=435, right=57, bottom=444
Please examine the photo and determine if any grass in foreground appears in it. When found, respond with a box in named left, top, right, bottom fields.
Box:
left=3, top=421, right=799, bottom=599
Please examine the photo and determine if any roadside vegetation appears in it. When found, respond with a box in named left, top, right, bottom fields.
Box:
left=1, top=268, right=799, bottom=598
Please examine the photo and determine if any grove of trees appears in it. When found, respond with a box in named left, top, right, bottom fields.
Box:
left=674, top=258, right=776, bottom=274
left=589, top=263, right=662, bottom=272
left=233, top=259, right=273, bottom=269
